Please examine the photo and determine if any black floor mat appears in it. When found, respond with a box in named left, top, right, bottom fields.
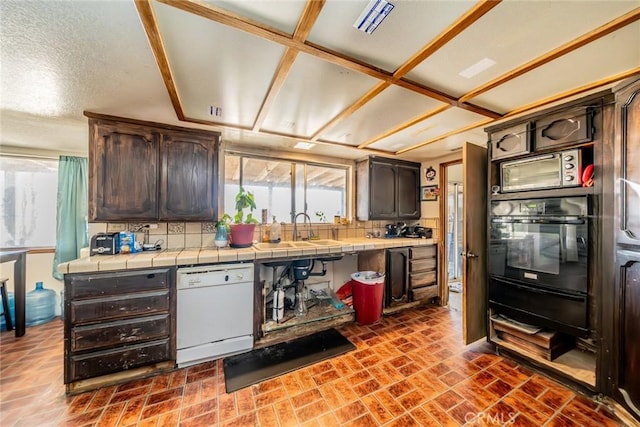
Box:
left=223, top=328, right=355, bottom=393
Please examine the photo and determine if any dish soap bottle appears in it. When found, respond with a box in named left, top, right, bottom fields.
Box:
left=269, top=216, right=281, bottom=243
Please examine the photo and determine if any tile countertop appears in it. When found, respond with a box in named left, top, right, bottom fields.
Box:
left=58, top=238, right=436, bottom=274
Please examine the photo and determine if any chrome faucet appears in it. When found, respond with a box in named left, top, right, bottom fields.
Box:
left=293, top=212, right=314, bottom=241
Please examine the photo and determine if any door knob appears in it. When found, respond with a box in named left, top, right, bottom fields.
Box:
left=461, top=251, right=478, bottom=258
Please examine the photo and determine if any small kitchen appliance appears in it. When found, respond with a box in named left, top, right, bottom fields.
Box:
left=90, top=232, right=120, bottom=255
left=500, top=149, right=582, bottom=192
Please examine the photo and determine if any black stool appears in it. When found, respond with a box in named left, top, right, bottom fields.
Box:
left=0, top=278, right=13, bottom=331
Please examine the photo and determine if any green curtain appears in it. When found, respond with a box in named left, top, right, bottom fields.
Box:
left=52, top=156, right=88, bottom=280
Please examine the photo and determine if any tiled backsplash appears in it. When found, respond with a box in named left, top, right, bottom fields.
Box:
left=90, top=218, right=440, bottom=250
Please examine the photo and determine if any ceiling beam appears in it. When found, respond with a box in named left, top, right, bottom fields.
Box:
left=504, top=67, right=640, bottom=118
left=293, top=0, right=325, bottom=42
left=135, top=0, right=185, bottom=120
left=311, top=0, right=501, bottom=147
left=395, top=118, right=493, bottom=154
left=393, top=0, right=502, bottom=78
left=397, top=66, right=640, bottom=155
left=252, top=1, right=325, bottom=132
left=357, top=105, right=450, bottom=149
left=310, top=82, right=390, bottom=141
left=157, top=0, right=499, bottom=117
left=459, top=7, right=640, bottom=103
left=252, top=48, right=299, bottom=132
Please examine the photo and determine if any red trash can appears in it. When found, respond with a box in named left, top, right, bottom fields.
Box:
left=350, top=271, right=385, bottom=325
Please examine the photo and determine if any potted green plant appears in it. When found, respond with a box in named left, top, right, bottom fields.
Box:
left=228, top=187, right=260, bottom=248
left=214, top=213, right=231, bottom=247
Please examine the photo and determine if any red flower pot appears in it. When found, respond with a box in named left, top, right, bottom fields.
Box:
left=229, top=224, right=256, bottom=248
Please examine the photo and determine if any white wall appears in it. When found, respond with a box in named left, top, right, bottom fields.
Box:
left=0, top=252, right=64, bottom=316
left=420, top=152, right=462, bottom=219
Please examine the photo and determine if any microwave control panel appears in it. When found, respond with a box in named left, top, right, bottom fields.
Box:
left=561, top=149, right=581, bottom=185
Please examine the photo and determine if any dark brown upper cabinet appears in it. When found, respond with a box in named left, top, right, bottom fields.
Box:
left=159, top=130, right=217, bottom=221
left=89, top=120, right=159, bottom=221
left=616, top=81, right=640, bottom=245
left=489, top=122, right=530, bottom=161
left=356, top=156, right=420, bottom=221
left=87, top=114, right=220, bottom=222
left=534, top=106, right=595, bottom=151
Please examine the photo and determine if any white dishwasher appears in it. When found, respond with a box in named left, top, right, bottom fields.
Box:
left=176, top=263, right=254, bottom=368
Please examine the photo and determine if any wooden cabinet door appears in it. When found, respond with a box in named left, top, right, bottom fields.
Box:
left=370, top=160, right=397, bottom=220
left=159, top=131, right=218, bottom=221
left=397, top=164, right=420, bottom=219
left=615, top=250, right=640, bottom=418
left=89, top=121, right=158, bottom=221
left=534, top=106, right=594, bottom=151
left=617, top=82, right=640, bottom=245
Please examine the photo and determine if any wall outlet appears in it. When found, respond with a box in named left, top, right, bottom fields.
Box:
left=107, top=223, right=127, bottom=232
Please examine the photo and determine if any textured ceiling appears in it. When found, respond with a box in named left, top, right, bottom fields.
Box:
left=1, top=0, right=638, bottom=161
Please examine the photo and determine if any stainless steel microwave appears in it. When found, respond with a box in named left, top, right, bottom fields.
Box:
left=500, top=149, right=582, bottom=192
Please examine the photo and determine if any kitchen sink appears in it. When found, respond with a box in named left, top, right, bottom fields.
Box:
left=307, top=239, right=342, bottom=246
left=253, top=241, right=316, bottom=251
left=253, top=242, right=296, bottom=250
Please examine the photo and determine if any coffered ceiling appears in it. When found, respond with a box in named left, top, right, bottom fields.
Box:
left=1, top=0, right=638, bottom=160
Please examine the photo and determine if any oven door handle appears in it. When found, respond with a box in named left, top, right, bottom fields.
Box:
left=494, top=276, right=586, bottom=302
left=491, top=218, right=585, bottom=225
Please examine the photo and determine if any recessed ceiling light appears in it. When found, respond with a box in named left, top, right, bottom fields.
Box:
left=294, top=142, right=315, bottom=150
left=353, top=0, right=395, bottom=35
left=458, top=58, right=496, bottom=79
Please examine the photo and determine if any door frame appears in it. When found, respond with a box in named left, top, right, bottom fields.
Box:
left=439, top=158, right=462, bottom=307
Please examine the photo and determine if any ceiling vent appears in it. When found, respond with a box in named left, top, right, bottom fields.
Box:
left=353, top=0, right=394, bottom=35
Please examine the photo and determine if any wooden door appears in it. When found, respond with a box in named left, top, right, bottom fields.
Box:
left=615, top=250, right=640, bottom=418
left=397, top=164, right=420, bottom=219
left=370, top=160, right=397, bottom=220
left=462, top=142, right=487, bottom=344
left=89, top=121, right=158, bottom=221
left=617, top=82, right=640, bottom=246
left=159, top=130, right=218, bottom=221
left=614, top=78, right=640, bottom=420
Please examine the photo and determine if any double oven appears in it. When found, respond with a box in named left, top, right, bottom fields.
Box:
left=489, top=196, right=590, bottom=336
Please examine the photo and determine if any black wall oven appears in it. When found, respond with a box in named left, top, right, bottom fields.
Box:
left=489, top=196, right=590, bottom=336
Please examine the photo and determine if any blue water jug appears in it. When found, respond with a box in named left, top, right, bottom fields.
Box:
left=0, top=291, right=15, bottom=331
left=26, top=282, right=56, bottom=327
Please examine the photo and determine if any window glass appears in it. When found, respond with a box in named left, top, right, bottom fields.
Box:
left=0, top=156, right=59, bottom=248
left=224, top=154, right=348, bottom=223
left=307, top=164, right=346, bottom=221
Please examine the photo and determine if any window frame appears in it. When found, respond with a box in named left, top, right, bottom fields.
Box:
left=222, top=149, right=352, bottom=224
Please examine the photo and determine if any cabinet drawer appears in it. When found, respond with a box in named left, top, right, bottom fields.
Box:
left=534, top=106, right=594, bottom=150
left=410, top=271, right=436, bottom=288
left=68, top=269, right=170, bottom=299
left=67, top=338, right=171, bottom=382
left=71, top=314, right=170, bottom=352
left=410, top=245, right=436, bottom=260
left=410, top=258, right=436, bottom=272
left=412, top=285, right=438, bottom=301
left=70, top=290, right=169, bottom=324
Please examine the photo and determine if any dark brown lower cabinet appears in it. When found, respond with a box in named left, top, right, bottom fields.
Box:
left=409, top=245, right=438, bottom=301
left=385, top=244, right=438, bottom=307
left=64, top=268, right=175, bottom=391
left=614, top=250, right=640, bottom=418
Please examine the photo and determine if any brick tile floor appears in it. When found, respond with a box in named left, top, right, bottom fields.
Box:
left=0, top=305, right=625, bottom=426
